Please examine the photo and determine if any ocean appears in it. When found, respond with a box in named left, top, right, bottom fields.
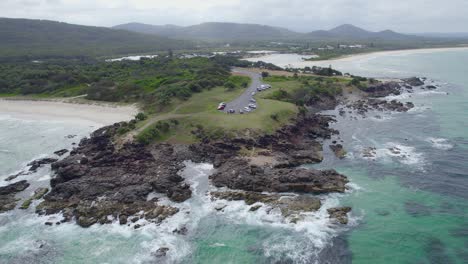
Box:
left=1, top=48, right=467, bottom=263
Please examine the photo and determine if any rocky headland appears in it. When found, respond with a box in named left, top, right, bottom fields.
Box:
left=2, top=75, right=431, bottom=233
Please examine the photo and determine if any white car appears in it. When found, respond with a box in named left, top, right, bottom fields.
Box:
left=248, top=103, right=257, bottom=109
left=243, top=107, right=251, bottom=112
left=251, top=92, right=256, bottom=96
left=249, top=98, right=256, bottom=103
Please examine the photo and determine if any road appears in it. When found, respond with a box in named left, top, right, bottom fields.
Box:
left=223, top=68, right=264, bottom=114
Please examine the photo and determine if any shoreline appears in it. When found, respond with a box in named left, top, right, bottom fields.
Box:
left=0, top=99, right=138, bottom=126
left=309, top=46, right=468, bottom=64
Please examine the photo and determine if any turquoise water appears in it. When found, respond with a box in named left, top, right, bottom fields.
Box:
left=311, top=49, right=468, bottom=263
left=1, top=49, right=468, bottom=263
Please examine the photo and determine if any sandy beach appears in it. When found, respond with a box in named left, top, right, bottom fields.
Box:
left=311, top=46, right=468, bottom=64
left=0, top=99, right=138, bottom=125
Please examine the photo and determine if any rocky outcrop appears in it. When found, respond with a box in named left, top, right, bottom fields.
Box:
left=28, top=158, right=58, bottom=172
left=347, top=99, right=414, bottom=115
left=53, top=149, right=69, bottom=156
left=364, top=81, right=401, bottom=97
left=37, top=123, right=189, bottom=227
left=20, top=187, right=49, bottom=210
left=330, top=144, right=346, bottom=159
left=328, top=207, right=352, bottom=224
left=37, top=114, right=347, bottom=227
left=210, top=158, right=348, bottom=194
left=211, top=191, right=322, bottom=217
left=404, top=77, right=424, bottom=87
left=0, top=180, right=30, bottom=213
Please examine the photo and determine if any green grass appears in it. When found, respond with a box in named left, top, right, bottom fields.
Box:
left=134, top=75, right=298, bottom=144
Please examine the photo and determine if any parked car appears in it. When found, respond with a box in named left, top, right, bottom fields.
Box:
left=217, top=102, right=226, bottom=110
left=228, top=109, right=235, bottom=114
left=243, top=107, right=251, bottom=112
left=248, top=104, right=257, bottom=109
left=239, top=109, right=244, bottom=114
left=249, top=98, right=256, bottom=103
left=251, top=92, right=256, bottom=96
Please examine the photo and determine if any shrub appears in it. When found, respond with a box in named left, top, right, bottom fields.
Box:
left=135, top=112, right=147, bottom=121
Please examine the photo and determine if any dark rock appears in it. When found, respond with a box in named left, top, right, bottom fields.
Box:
left=364, top=81, right=401, bottom=97
left=134, top=224, right=142, bottom=229
left=211, top=159, right=348, bottom=194
left=153, top=247, right=169, bottom=258
left=173, top=226, right=188, bottom=235
left=249, top=205, right=262, bottom=211
left=77, top=216, right=98, bottom=228
left=404, top=77, right=424, bottom=87
left=328, top=207, right=352, bottom=224
left=329, top=144, right=346, bottom=159
left=5, top=171, right=30, bottom=181
left=28, top=158, right=58, bottom=172
left=0, top=180, right=30, bottom=195
left=425, top=85, right=437, bottom=90
left=212, top=191, right=321, bottom=217
left=54, top=149, right=69, bottom=156
left=119, top=215, right=128, bottom=225
left=44, top=222, right=53, bottom=226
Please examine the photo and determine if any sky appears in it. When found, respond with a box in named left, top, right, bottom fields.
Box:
left=1, top=0, right=467, bottom=33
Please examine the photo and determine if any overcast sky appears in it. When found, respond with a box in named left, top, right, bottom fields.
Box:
left=1, top=0, right=467, bottom=33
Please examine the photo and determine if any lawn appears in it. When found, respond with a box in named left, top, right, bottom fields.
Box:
left=134, top=75, right=298, bottom=144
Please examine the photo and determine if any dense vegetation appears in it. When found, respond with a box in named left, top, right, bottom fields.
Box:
left=0, top=18, right=192, bottom=60
left=0, top=56, right=236, bottom=110
left=262, top=75, right=344, bottom=106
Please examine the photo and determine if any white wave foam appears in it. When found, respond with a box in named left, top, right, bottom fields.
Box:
left=358, top=143, right=425, bottom=169
left=426, top=137, right=453, bottom=150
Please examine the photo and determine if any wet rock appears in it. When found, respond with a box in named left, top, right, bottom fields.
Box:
left=276, top=196, right=321, bottom=217
left=214, top=203, right=227, bottom=211
left=134, top=224, right=142, bottom=229
left=153, top=247, right=169, bottom=258
left=77, top=216, right=98, bottom=228
left=5, top=171, right=30, bottom=181
left=364, top=81, right=402, bottom=97
left=211, top=159, right=348, bottom=194
left=54, top=149, right=69, bottom=156
left=28, top=158, right=58, bottom=172
left=249, top=205, right=262, bottom=211
left=173, top=226, right=188, bottom=235
left=328, top=207, right=352, bottom=224
left=362, top=147, right=377, bottom=158
left=44, top=222, right=53, bottom=226
left=119, top=215, right=128, bottom=225
left=404, top=77, right=424, bottom=87
left=425, top=85, right=437, bottom=90
left=0, top=180, right=29, bottom=195
left=212, top=191, right=321, bottom=217
left=329, top=144, right=347, bottom=159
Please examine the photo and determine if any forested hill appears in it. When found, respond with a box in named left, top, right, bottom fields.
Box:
left=0, top=18, right=193, bottom=60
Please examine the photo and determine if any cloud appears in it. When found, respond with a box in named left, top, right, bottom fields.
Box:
left=0, top=0, right=467, bottom=32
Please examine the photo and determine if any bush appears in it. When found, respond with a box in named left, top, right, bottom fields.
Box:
left=224, top=81, right=236, bottom=91
left=135, top=112, right=147, bottom=121
left=261, top=72, right=270, bottom=78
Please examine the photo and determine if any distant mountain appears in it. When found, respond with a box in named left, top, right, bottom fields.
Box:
left=307, top=24, right=418, bottom=41
left=114, top=22, right=302, bottom=41
left=0, top=18, right=192, bottom=59
left=115, top=22, right=420, bottom=43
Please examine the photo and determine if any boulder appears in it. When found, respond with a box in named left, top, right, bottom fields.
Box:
left=327, top=207, right=352, bottom=224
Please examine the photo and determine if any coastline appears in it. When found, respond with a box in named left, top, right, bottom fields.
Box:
left=0, top=99, right=138, bottom=125
left=310, top=46, right=468, bottom=64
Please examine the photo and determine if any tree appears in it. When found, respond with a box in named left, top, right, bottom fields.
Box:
left=224, top=81, right=236, bottom=91
left=261, top=71, right=269, bottom=78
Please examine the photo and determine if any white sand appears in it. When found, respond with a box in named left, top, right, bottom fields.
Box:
left=312, top=46, right=468, bottom=64
left=0, top=99, right=138, bottom=126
